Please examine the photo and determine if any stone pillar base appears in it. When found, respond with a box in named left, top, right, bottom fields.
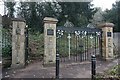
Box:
left=11, top=63, right=25, bottom=69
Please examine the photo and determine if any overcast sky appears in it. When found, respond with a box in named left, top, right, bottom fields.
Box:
left=92, top=0, right=116, bottom=10
left=0, top=0, right=117, bottom=16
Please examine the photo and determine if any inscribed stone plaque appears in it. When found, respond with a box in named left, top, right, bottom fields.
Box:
left=47, top=29, right=54, bottom=35
left=107, top=32, right=111, bottom=37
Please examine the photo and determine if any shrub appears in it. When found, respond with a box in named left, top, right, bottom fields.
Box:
left=2, top=45, right=12, bottom=58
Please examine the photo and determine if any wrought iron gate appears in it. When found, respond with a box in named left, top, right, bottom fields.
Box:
left=56, top=26, right=102, bottom=63
left=2, top=27, right=12, bottom=58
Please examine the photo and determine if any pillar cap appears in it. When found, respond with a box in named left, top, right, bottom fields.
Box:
left=98, top=23, right=114, bottom=28
left=44, top=17, right=58, bottom=24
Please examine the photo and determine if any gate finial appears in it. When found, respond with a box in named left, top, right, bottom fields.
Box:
left=64, top=20, right=74, bottom=27
left=64, top=15, right=74, bottom=27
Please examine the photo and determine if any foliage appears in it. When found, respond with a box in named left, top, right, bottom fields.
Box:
left=96, top=65, right=120, bottom=79
left=2, top=29, right=12, bottom=58
left=28, top=32, right=44, bottom=60
left=5, top=2, right=97, bottom=33
left=4, top=1, right=16, bottom=18
left=103, top=1, right=120, bottom=32
left=2, top=45, right=12, bottom=58
left=106, top=65, right=120, bottom=76
left=57, top=2, right=97, bottom=26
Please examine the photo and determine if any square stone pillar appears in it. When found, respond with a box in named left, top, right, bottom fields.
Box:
left=43, top=17, right=58, bottom=65
left=0, top=14, right=2, bottom=63
left=99, top=23, right=114, bottom=60
left=11, top=18, right=26, bottom=68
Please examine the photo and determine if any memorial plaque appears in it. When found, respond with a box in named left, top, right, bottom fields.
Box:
left=47, top=29, right=54, bottom=35
left=107, top=32, right=111, bottom=37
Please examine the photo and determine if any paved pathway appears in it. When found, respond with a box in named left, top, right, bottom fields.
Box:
left=2, top=58, right=119, bottom=79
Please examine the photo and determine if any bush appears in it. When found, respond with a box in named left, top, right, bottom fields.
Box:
left=2, top=45, right=12, bottom=58
left=96, top=65, right=120, bottom=79
left=28, top=33, right=44, bottom=61
left=107, top=65, right=120, bottom=76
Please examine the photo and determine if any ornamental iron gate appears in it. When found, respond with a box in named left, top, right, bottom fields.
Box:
left=2, top=27, right=12, bottom=58
left=56, top=26, right=102, bottom=63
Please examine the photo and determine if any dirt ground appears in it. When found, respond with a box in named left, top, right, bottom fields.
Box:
left=1, top=57, right=119, bottom=79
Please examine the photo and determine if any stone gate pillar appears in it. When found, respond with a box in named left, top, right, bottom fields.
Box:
left=99, top=23, right=114, bottom=60
left=43, top=17, right=58, bottom=65
left=11, top=18, right=26, bottom=68
left=0, top=14, right=2, bottom=57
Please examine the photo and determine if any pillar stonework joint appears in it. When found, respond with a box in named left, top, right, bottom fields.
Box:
left=98, top=23, right=114, bottom=60
left=43, top=17, right=58, bottom=66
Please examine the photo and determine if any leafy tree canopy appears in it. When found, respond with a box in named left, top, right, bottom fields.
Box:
left=103, top=1, right=120, bottom=32
left=5, top=2, right=97, bottom=33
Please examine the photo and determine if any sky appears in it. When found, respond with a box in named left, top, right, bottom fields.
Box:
left=0, top=0, right=117, bottom=16
left=91, top=0, right=116, bottom=10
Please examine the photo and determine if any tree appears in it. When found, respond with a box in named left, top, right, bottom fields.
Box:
left=91, top=7, right=107, bottom=26
left=17, top=2, right=41, bottom=33
left=5, top=2, right=16, bottom=18
left=16, top=2, right=97, bottom=33
left=57, top=2, right=97, bottom=26
left=103, top=1, right=120, bottom=32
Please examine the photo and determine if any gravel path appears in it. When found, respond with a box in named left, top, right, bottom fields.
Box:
left=1, top=58, right=119, bottom=79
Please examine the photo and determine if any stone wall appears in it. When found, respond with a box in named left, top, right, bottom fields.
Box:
left=113, top=32, right=120, bottom=51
